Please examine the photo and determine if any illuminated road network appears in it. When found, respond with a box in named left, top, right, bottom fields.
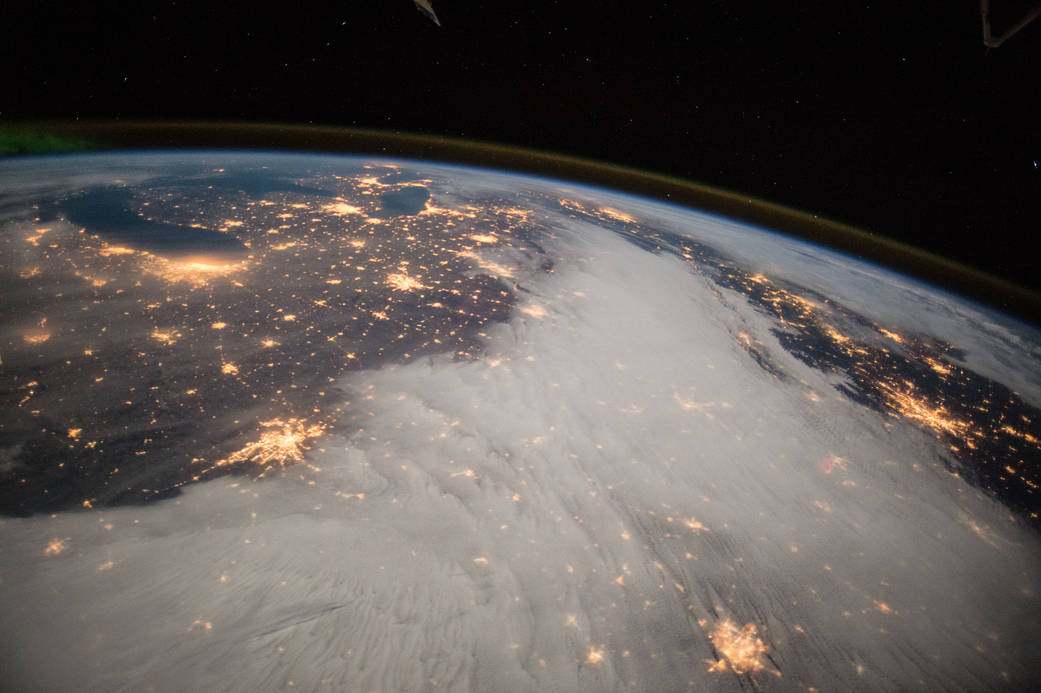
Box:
left=1, top=153, right=1040, bottom=691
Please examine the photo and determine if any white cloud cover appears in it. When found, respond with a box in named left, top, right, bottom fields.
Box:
left=2, top=212, right=1039, bottom=691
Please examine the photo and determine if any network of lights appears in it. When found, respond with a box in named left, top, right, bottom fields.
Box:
left=3, top=164, right=1040, bottom=681
left=3, top=165, right=537, bottom=511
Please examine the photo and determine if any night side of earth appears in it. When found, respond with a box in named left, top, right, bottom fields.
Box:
left=1, top=151, right=1040, bottom=692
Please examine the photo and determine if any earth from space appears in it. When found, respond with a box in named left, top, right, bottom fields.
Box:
left=1, top=150, right=1040, bottom=692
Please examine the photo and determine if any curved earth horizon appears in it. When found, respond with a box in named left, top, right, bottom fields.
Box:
left=1, top=150, right=1039, bottom=691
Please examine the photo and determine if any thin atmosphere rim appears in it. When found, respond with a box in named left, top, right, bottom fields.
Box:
left=4, top=120, right=1039, bottom=325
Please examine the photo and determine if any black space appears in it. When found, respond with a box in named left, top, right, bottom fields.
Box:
left=3, top=1, right=1039, bottom=307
